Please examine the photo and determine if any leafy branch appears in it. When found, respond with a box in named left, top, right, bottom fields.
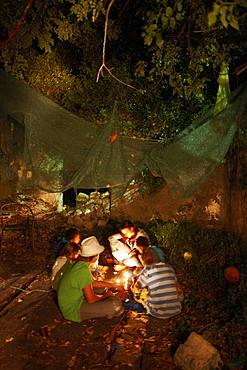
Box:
left=207, top=1, right=247, bottom=30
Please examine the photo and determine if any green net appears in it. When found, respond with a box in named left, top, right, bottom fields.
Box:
left=0, top=69, right=246, bottom=199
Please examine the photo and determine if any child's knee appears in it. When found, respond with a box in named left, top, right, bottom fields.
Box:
left=107, top=296, right=124, bottom=318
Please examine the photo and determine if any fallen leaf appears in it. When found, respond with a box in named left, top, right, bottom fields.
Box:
left=85, top=327, right=94, bottom=335
left=67, top=356, right=77, bottom=367
left=145, top=336, right=157, bottom=342
left=110, top=134, right=118, bottom=142
left=5, top=337, right=14, bottom=342
left=116, top=337, right=125, bottom=344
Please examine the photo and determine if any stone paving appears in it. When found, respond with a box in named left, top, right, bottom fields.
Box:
left=0, top=240, right=182, bottom=370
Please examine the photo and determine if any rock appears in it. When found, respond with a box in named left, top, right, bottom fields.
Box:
left=73, top=215, right=84, bottom=228
left=76, top=193, right=89, bottom=202
left=96, top=210, right=104, bottom=218
left=83, top=221, right=95, bottom=230
left=174, top=331, right=223, bottom=370
left=98, top=219, right=107, bottom=227
left=67, top=216, right=74, bottom=225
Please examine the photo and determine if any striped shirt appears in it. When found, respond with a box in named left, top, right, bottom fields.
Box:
left=136, top=262, right=181, bottom=319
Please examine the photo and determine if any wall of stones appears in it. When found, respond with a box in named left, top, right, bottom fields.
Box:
left=22, top=163, right=247, bottom=241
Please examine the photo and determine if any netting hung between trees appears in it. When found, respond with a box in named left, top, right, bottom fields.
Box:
left=0, top=69, right=246, bottom=199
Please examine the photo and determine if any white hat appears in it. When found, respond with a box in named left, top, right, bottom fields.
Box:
left=80, top=236, right=104, bottom=257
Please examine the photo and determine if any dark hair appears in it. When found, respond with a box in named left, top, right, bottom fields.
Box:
left=144, top=246, right=165, bottom=266
left=120, top=220, right=134, bottom=230
left=136, top=236, right=149, bottom=248
left=61, top=242, right=80, bottom=258
left=119, top=220, right=139, bottom=244
left=80, top=254, right=98, bottom=262
left=64, top=228, right=80, bottom=241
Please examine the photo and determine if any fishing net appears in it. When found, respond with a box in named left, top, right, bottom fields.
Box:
left=0, top=69, right=246, bottom=199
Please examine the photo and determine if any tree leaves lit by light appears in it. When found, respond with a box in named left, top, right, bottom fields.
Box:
left=208, top=1, right=241, bottom=30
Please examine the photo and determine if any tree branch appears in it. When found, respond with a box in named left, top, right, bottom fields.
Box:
left=0, top=0, right=34, bottom=50
left=96, top=0, right=140, bottom=91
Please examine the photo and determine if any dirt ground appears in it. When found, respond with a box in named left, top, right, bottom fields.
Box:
left=0, top=197, right=247, bottom=370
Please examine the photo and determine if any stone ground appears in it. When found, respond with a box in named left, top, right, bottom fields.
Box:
left=0, top=235, right=184, bottom=370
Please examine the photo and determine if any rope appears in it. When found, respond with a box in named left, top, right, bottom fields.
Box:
left=0, top=280, right=50, bottom=293
left=0, top=0, right=34, bottom=50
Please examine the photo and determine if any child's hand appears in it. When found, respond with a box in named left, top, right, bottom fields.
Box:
left=115, top=290, right=127, bottom=301
left=129, top=250, right=137, bottom=256
left=104, top=290, right=114, bottom=298
left=115, top=285, right=126, bottom=293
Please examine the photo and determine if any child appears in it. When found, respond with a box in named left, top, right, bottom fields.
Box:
left=57, top=236, right=127, bottom=322
left=135, top=236, right=165, bottom=269
left=51, top=242, right=80, bottom=291
left=108, top=220, right=150, bottom=268
left=55, top=228, right=81, bottom=259
left=131, top=246, right=181, bottom=319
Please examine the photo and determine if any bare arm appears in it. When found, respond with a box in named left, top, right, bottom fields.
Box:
left=84, top=282, right=127, bottom=302
left=83, top=283, right=114, bottom=304
left=92, top=280, right=125, bottom=292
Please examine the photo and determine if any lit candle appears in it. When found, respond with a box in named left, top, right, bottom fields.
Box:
left=124, top=272, right=131, bottom=290
left=124, top=278, right=128, bottom=290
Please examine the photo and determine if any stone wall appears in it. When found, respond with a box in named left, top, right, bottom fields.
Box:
left=110, top=164, right=247, bottom=240
left=110, top=165, right=228, bottom=229
left=10, top=162, right=247, bottom=241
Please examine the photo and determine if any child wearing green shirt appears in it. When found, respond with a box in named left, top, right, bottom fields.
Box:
left=57, top=236, right=127, bottom=322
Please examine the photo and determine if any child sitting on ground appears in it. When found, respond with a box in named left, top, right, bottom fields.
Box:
left=55, top=228, right=81, bottom=259
left=135, top=236, right=164, bottom=266
left=122, top=240, right=165, bottom=313
left=131, top=246, right=181, bottom=319
left=57, top=236, right=127, bottom=322
left=108, top=220, right=150, bottom=268
left=51, top=242, right=80, bottom=291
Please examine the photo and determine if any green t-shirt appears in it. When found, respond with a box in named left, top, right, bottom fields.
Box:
left=57, top=260, right=94, bottom=322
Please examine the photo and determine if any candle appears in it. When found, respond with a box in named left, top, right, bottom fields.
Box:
left=123, top=272, right=131, bottom=290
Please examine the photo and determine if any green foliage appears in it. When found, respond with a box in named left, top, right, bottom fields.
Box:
left=148, top=220, right=242, bottom=279
left=139, top=0, right=243, bottom=101
left=147, top=219, right=247, bottom=316
left=114, top=89, right=215, bottom=142
left=207, top=1, right=245, bottom=30
left=25, top=54, right=85, bottom=112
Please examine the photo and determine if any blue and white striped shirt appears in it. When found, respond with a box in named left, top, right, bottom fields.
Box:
left=136, top=262, right=181, bottom=319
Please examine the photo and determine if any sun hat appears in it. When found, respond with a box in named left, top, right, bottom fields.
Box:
left=80, top=236, right=104, bottom=257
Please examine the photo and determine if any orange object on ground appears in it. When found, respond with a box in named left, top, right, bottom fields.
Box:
left=224, top=267, right=240, bottom=282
